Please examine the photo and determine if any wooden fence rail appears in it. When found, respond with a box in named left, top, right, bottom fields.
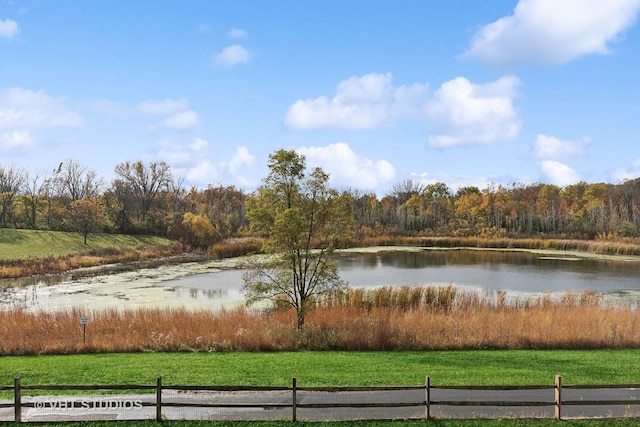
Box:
left=2, top=375, right=640, bottom=422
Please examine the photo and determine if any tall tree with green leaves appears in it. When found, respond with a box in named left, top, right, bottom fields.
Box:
left=243, top=149, right=352, bottom=329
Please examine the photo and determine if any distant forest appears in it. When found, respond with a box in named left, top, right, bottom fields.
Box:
left=2, top=158, right=640, bottom=247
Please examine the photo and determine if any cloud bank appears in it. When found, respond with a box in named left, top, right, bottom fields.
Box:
left=285, top=73, right=521, bottom=147
left=157, top=138, right=256, bottom=187
left=532, top=134, right=590, bottom=159
left=462, top=0, right=640, bottom=67
left=0, top=88, right=82, bottom=152
left=297, top=142, right=396, bottom=190
left=539, top=160, right=581, bottom=187
left=285, top=73, right=428, bottom=130
left=426, top=76, right=521, bottom=147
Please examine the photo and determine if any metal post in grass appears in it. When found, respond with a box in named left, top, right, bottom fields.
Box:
left=292, top=377, right=297, bottom=422
left=80, top=316, right=90, bottom=345
left=425, top=375, right=431, bottom=420
left=14, top=377, right=21, bottom=423
left=554, top=375, right=562, bottom=420
left=156, top=376, right=162, bottom=422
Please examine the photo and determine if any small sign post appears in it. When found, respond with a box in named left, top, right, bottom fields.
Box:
left=80, top=317, right=90, bottom=344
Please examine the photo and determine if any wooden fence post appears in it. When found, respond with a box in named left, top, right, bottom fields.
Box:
left=554, top=375, right=562, bottom=420
left=156, top=376, right=162, bottom=422
left=292, top=377, right=297, bottom=422
left=14, top=377, right=21, bottom=423
left=425, top=375, right=431, bottom=420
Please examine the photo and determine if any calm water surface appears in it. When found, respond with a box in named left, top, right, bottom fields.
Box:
left=163, top=249, right=640, bottom=295
left=4, top=249, right=640, bottom=312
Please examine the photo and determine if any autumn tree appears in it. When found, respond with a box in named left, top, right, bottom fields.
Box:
left=21, top=170, right=47, bottom=229
left=454, top=186, right=483, bottom=230
left=68, top=198, right=105, bottom=244
left=424, top=182, right=453, bottom=229
left=243, top=149, right=352, bottom=329
left=0, top=164, right=25, bottom=228
left=113, top=161, right=173, bottom=232
left=174, top=212, right=220, bottom=249
left=53, top=159, right=102, bottom=201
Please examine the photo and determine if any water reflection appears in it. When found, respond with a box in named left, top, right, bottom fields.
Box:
left=3, top=249, right=640, bottom=312
left=0, top=274, right=72, bottom=289
left=157, top=249, right=640, bottom=297
left=167, top=286, right=232, bottom=300
left=334, top=250, right=640, bottom=292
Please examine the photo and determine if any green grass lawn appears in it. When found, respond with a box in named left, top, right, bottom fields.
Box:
left=0, top=228, right=169, bottom=259
left=2, top=349, right=639, bottom=387
left=2, top=350, right=640, bottom=427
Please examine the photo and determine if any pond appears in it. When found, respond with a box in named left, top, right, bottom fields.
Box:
left=335, top=249, right=640, bottom=293
left=152, top=248, right=640, bottom=308
left=2, top=248, right=640, bottom=312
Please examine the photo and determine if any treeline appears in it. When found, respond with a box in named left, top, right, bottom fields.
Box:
left=2, top=159, right=640, bottom=247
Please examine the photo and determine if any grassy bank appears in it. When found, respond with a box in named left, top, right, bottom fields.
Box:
left=0, top=229, right=170, bottom=259
left=0, top=229, right=177, bottom=279
left=1, top=287, right=638, bottom=354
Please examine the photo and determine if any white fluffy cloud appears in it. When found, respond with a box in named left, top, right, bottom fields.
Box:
left=0, top=88, right=83, bottom=128
left=297, top=142, right=396, bottom=189
left=228, top=146, right=255, bottom=175
left=462, top=0, right=640, bottom=67
left=532, top=134, right=590, bottom=159
left=0, top=88, right=82, bottom=152
left=137, top=97, right=200, bottom=131
left=539, top=160, right=581, bottom=186
left=284, top=73, right=428, bottom=130
left=0, top=19, right=18, bottom=38
left=285, top=73, right=520, bottom=147
left=214, top=44, right=251, bottom=68
left=157, top=139, right=256, bottom=187
left=0, top=130, right=36, bottom=152
left=426, top=76, right=521, bottom=147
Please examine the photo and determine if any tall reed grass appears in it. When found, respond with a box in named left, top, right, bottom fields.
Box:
left=1, top=287, right=637, bottom=355
left=209, top=238, right=262, bottom=259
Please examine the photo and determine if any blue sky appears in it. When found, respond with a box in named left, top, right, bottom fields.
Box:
left=1, top=0, right=640, bottom=196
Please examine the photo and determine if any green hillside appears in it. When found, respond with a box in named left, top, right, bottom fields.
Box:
left=0, top=228, right=170, bottom=260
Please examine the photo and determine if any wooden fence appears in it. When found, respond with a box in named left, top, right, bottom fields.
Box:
left=2, top=375, right=640, bottom=422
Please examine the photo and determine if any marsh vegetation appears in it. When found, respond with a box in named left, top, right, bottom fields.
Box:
left=1, top=285, right=637, bottom=355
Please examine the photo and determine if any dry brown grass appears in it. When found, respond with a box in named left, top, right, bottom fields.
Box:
left=1, top=286, right=638, bottom=355
left=0, top=246, right=182, bottom=279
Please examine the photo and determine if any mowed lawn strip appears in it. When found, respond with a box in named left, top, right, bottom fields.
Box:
left=0, top=228, right=168, bottom=260
left=2, top=349, right=640, bottom=387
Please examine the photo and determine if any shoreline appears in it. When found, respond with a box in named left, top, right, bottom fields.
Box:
left=1, top=246, right=640, bottom=313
